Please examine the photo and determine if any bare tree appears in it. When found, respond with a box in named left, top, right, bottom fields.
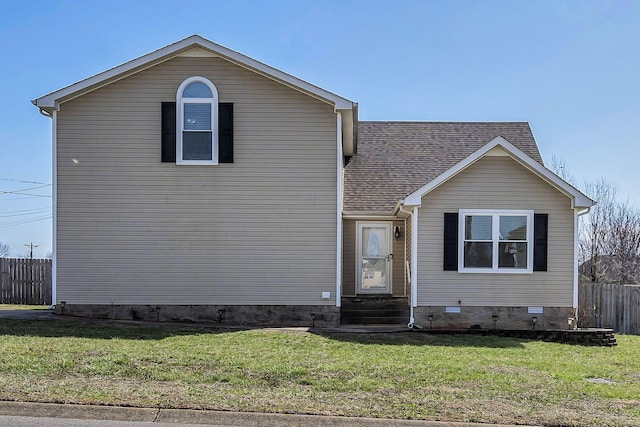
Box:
left=548, top=155, right=576, bottom=185
left=552, top=155, right=640, bottom=284
left=0, top=242, right=8, bottom=257
left=577, top=180, right=640, bottom=284
left=602, top=200, right=640, bottom=284
left=580, top=178, right=616, bottom=282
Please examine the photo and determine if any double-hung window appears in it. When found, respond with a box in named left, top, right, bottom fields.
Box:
left=176, top=76, right=219, bottom=165
left=459, top=210, right=533, bottom=273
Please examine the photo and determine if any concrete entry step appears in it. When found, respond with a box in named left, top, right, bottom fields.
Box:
left=341, top=316, right=409, bottom=325
left=341, top=296, right=410, bottom=325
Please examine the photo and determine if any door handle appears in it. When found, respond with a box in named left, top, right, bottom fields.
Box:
left=386, top=254, right=393, bottom=261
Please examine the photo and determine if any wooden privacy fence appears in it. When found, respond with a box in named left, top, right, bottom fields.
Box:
left=0, top=258, right=52, bottom=305
left=579, top=282, right=640, bottom=335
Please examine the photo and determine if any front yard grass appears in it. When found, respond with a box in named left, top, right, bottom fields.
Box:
left=0, top=319, right=638, bottom=426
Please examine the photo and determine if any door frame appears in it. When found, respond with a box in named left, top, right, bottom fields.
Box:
left=356, top=221, right=393, bottom=294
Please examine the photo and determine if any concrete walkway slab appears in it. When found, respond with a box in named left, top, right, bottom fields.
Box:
left=0, top=401, right=538, bottom=427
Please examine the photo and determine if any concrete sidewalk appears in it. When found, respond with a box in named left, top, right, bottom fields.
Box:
left=0, top=401, right=537, bottom=427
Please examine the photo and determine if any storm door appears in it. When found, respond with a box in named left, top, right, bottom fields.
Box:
left=356, top=222, right=392, bottom=294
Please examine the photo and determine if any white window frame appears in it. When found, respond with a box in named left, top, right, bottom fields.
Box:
left=176, top=76, right=219, bottom=165
left=458, top=209, right=534, bottom=274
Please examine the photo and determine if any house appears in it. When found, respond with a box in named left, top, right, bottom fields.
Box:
left=33, top=35, right=594, bottom=329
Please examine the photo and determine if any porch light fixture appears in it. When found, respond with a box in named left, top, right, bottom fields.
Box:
left=394, top=226, right=401, bottom=240
left=427, top=314, right=434, bottom=329
left=532, top=316, right=538, bottom=330
left=60, top=301, right=66, bottom=316
left=492, top=315, right=499, bottom=330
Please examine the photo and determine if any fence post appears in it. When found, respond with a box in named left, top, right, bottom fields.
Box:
left=0, top=258, right=7, bottom=303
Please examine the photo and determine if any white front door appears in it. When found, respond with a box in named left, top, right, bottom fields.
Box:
left=357, top=222, right=392, bottom=294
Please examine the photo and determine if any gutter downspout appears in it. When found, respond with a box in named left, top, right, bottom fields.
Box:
left=52, top=110, right=57, bottom=308
left=397, top=202, right=421, bottom=329
left=35, top=102, right=56, bottom=308
left=336, top=111, right=343, bottom=308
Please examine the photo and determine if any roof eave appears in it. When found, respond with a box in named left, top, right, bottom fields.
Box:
left=402, top=136, right=595, bottom=209
left=33, top=34, right=355, bottom=112
left=391, top=201, right=419, bottom=218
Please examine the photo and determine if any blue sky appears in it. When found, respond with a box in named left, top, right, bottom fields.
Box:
left=1, top=0, right=639, bottom=257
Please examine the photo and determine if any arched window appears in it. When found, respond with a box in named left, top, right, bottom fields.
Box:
left=176, top=76, right=219, bottom=164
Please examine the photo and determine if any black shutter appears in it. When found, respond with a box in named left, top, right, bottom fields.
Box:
left=443, top=213, right=459, bottom=271
left=218, top=103, right=233, bottom=163
left=161, top=102, right=176, bottom=162
left=533, top=213, right=548, bottom=272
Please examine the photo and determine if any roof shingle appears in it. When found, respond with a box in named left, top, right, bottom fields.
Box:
left=343, top=121, right=543, bottom=214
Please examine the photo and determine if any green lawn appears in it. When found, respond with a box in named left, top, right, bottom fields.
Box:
left=0, top=319, right=638, bottom=426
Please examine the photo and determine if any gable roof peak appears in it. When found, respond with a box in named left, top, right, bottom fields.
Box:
left=343, top=121, right=594, bottom=213
left=33, top=35, right=355, bottom=113
left=401, top=135, right=594, bottom=209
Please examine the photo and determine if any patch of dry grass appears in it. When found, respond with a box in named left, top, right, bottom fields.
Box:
left=0, top=304, right=49, bottom=310
left=0, top=319, right=638, bottom=426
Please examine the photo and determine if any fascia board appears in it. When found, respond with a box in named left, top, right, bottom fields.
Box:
left=342, top=211, right=398, bottom=219
left=195, top=36, right=353, bottom=109
left=34, top=35, right=354, bottom=111
left=34, top=36, right=199, bottom=109
left=403, top=136, right=595, bottom=209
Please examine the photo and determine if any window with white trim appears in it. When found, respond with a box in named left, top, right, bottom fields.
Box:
left=459, top=210, right=533, bottom=273
left=176, top=76, right=219, bottom=164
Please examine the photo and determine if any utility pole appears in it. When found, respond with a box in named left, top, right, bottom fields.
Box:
left=25, top=242, right=39, bottom=260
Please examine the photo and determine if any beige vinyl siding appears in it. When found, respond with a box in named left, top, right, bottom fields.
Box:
left=417, top=155, right=575, bottom=307
left=341, top=219, right=405, bottom=296
left=392, top=220, right=405, bottom=296
left=342, top=219, right=357, bottom=296
left=56, top=56, right=337, bottom=305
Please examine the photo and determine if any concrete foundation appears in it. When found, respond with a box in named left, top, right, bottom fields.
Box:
left=414, top=306, right=574, bottom=330
left=55, top=304, right=340, bottom=328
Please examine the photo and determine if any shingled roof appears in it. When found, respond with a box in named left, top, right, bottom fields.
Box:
left=343, top=121, right=543, bottom=214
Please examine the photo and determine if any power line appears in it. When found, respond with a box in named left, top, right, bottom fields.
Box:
left=0, top=215, right=52, bottom=227
left=0, top=207, right=51, bottom=214
left=0, top=178, right=50, bottom=185
left=1, top=196, right=53, bottom=201
left=0, top=208, right=51, bottom=218
left=0, top=193, right=51, bottom=199
left=0, top=184, right=50, bottom=192
left=0, top=183, right=52, bottom=198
